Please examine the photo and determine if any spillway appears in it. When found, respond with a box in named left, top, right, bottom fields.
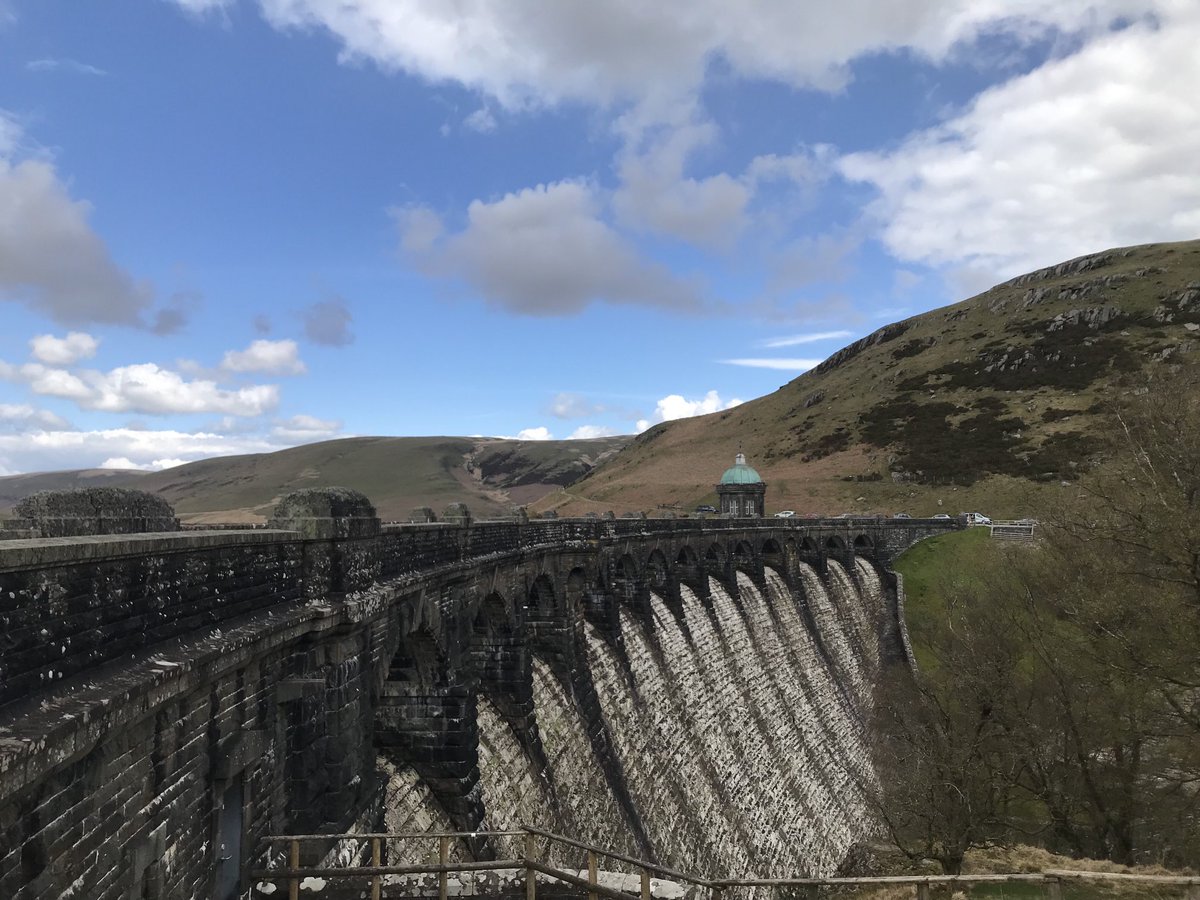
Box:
left=381, top=560, right=892, bottom=881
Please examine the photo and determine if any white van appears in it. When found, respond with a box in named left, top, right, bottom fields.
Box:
left=964, top=512, right=992, bottom=526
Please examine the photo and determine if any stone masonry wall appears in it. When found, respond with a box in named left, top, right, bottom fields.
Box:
left=0, top=487, right=960, bottom=900
left=0, top=533, right=303, bottom=709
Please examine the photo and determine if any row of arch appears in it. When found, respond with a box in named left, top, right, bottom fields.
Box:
left=385, top=530, right=878, bottom=692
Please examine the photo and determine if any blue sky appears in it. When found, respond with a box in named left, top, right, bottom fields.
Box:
left=0, top=0, right=1197, bottom=473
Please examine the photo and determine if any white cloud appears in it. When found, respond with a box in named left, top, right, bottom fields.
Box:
left=99, top=456, right=186, bottom=471
left=271, top=413, right=342, bottom=442
left=247, top=0, right=1163, bottom=110
left=0, top=427, right=279, bottom=474
left=29, top=331, right=99, bottom=365
left=0, top=403, right=70, bottom=431
left=0, top=112, right=20, bottom=159
left=167, top=0, right=234, bottom=15
left=220, top=338, right=307, bottom=375
left=395, top=181, right=704, bottom=315
left=516, top=426, right=553, bottom=440
left=549, top=392, right=604, bottom=419
left=761, top=330, right=852, bottom=348
left=839, top=6, right=1200, bottom=286
left=720, top=358, right=822, bottom=371
left=26, top=58, right=107, bottom=76
left=614, top=117, right=750, bottom=248
left=1, top=359, right=279, bottom=416
left=569, top=424, right=618, bottom=439
left=635, top=389, right=742, bottom=432
left=0, top=155, right=155, bottom=326
left=463, top=107, right=498, bottom=133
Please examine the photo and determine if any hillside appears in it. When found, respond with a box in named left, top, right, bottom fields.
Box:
left=0, top=468, right=148, bottom=511
left=547, top=239, right=1200, bottom=518
left=0, top=436, right=627, bottom=523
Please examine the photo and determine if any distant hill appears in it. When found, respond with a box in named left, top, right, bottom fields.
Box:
left=0, top=436, right=627, bottom=523
left=547, top=239, right=1200, bottom=519
left=0, top=468, right=148, bottom=512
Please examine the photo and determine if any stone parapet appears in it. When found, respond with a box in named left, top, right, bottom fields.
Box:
left=269, top=487, right=381, bottom=539
left=9, top=488, right=180, bottom=537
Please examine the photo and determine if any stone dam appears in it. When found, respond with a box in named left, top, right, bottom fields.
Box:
left=0, top=488, right=959, bottom=899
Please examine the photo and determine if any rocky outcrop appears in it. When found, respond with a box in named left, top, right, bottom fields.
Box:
left=1001, top=249, right=1126, bottom=287
left=812, top=321, right=911, bottom=376
left=1153, top=282, right=1200, bottom=323
left=1046, top=306, right=1124, bottom=331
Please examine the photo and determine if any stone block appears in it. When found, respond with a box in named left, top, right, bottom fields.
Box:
left=12, top=488, right=179, bottom=537
left=269, top=487, right=381, bottom=539
left=442, top=503, right=471, bottom=526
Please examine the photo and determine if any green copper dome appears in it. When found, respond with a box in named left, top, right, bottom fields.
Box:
left=719, top=453, right=763, bottom=485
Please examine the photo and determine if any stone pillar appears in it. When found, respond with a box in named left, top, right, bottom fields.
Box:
left=410, top=507, right=437, bottom=523
left=269, top=487, right=382, bottom=597
left=10, top=488, right=179, bottom=537
left=442, top=503, right=472, bottom=526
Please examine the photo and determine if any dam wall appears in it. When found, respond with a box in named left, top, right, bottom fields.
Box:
left=0, top=489, right=958, bottom=899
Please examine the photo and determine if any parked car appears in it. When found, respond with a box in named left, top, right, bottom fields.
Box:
left=932, top=513, right=952, bottom=520
left=695, top=505, right=717, bottom=514
left=774, top=510, right=795, bottom=518
left=893, top=512, right=912, bottom=519
left=963, top=512, right=992, bottom=525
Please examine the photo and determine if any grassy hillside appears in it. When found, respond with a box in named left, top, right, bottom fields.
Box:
left=0, top=468, right=147, bottom=511
left=0, top=436, right=627, bottom=523
left=548, top=238, right=1200, bottom=518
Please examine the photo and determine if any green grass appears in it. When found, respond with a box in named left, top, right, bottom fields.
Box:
left=893, top=527, right=992, bottom=668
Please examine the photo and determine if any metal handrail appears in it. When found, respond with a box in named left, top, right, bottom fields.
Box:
left=521, top=826, right=721, bottom=889
left=253, top=828, right=1200, bottom=900
left=262, top=830, right=523, bottom=842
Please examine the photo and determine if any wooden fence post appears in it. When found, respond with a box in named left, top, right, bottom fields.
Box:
left=1045, top=876, right=1063, bottom=900
left=371, top=837, right=381, bottom=900
left=587, top=849, right=598, bottom=900
left=525, top=832, right=537, bottom=900
left=640, top=867, right=651, bottom=900
left=288, top=839, right=299, bottom=900
left=439, top=835, right=450, bottom=900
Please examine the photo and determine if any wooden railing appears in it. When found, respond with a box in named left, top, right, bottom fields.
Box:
left=253, top=828, right=1200, bottom=899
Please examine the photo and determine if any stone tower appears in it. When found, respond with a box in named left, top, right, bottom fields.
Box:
left=716, top=453, right=766, bottom=517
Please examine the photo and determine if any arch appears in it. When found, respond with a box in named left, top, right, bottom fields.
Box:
left=529, top=573, right=557, bottom=621
left=676, top=544, right=699, bottom=567
left=472, top=591, right=511, bottom=647
left=733, top=540, right=754, bottom=565
left=565, top=567, right=587, bottom=611
left=645, top=549, right=669, bottom=590
left=799, top=535, right=819, bottom=552
left=615, top=553, right=640, bottom=580
left=825, top=535, right=847, bottom=550
left=705, top=542, right=726, bottom=564
left=390, top=627, right=449, bottom=687
left=853, top=533, right=873, bottom=549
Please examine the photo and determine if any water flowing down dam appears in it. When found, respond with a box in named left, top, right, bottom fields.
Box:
left=383, top=559, right=887, bottom=881
left=0, top=487, right=957, bottom=899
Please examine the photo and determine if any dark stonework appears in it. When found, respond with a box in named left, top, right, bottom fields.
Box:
left=0, top=507, right=962, bottom=900
left=410, top=507, right=438, bottom=523
left=442, top=503, right=472, bottom=526
left=269, top=487, right=381, bottom=539
left=10, top=488, right=179, bottom=537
